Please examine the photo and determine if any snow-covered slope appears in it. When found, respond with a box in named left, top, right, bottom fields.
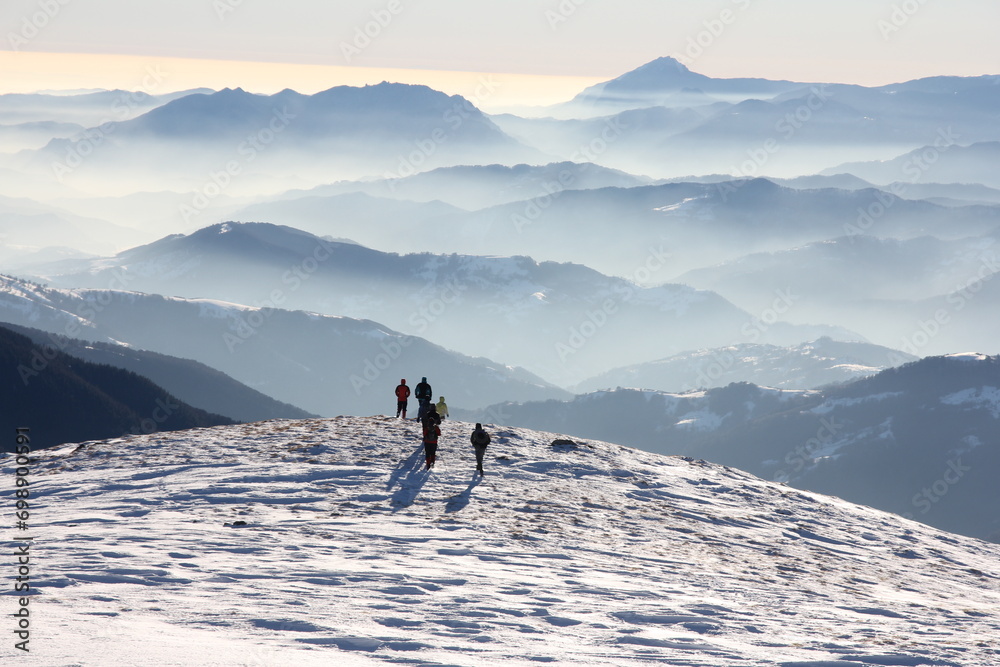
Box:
left=5, top=416, right=999, bottom=665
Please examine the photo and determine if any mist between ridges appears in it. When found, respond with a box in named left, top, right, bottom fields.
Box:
left=383, top=77, right=503, bottom=185
left=348, top=275, right=469, bottom=395
left=553, top=244, right=672, bottom=365
left=48, top=67, right=170, bottom=182
left=510, top=119, right=629, bottom=233
left=891, top=250, right=1000, bottom=359
left=221, top=236, right=339, bottom=353
left=180, top=106, right=297, bottom=224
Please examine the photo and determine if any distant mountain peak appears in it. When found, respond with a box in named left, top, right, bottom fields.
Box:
left=605, top=56, right=709, bottom=90
left=634, top=56, right=696, bottom=75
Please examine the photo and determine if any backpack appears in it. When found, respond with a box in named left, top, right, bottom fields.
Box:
left=471, top=429, right=490, bottom=447
left=421, top=409, right=441, bottom=430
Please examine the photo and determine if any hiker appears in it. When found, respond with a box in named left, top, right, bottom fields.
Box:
left=470, top=423, right=491, bottom=475
left=422, top=403, right=441, bottom=431
left=423, top=420, right=441, bottom=469
left=394, top=379, right=410, bottom=419
left=435, top=396, right=449, bottom=420
left=414, top=376, right=432, bottom=421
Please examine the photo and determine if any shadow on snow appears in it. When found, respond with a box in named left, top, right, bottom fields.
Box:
left=445, top=473, right=483, bottom=514
left=385, top=443, right=431, bottom=510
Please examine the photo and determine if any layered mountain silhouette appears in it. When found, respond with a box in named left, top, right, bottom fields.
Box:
left=179, top=179, right=1000, bottom=284
left=2, top=58, right=1000, bottom=558
left=0, top=194, right=144, bottom=263
left=266, top=161, right=652, bottom=210
left=18, top=83, right=545, bottom=192
left=557, top=56, right=808, bottom=116
left=514, top=60, right=1000, bottom=178
left=675, top=233, right=1000, bottom=354
left=0, top=274, right=568, bottom=416
left=825, top=141, right=1000, bottom=189
left=0, top=88, right=210, bottom=126
left=0, top=323, right=233, bottom=450
left=4, top=321, right=315, bottom=422
left=31, top=222, right=859, bottom=386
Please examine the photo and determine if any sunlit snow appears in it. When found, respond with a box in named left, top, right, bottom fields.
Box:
left=6, top=417, right=1000, bottom=665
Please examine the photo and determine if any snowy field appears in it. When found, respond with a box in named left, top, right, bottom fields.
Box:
left=3, top=416, right=1000, bottom=666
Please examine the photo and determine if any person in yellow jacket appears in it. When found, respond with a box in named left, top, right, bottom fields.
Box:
left=435, top=396, right=449, bottom=420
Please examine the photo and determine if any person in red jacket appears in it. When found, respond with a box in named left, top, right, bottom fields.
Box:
left=394, top=379, right=410, bottom=419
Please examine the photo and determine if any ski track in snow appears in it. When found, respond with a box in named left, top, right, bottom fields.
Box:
left=5, top=416, right=1000, bottom=666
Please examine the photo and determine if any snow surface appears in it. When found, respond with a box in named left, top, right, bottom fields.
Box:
left=4, top=417, right=1000, bottom=666
left=943, top=353, right=991, bottom=363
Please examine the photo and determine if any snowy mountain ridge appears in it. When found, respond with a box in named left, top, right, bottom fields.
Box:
left=572, top=338, right=916, bottom=394
left=0, top=274, right=570, bottom=416
left=6, top=416, right=999, bottom=665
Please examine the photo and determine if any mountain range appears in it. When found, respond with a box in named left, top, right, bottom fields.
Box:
left=825, top=141, right=1000, bottom=190
left=12, top=83, right=545, bottom=194
left=266, top=161, right=653, bottom=210
left=572, top=337, right=917, bottom=394
left=27, top=221, right=860, bottom=386
left=223, top=178, right=1000, bottom=280
left=0, top=273, right=568, bottom=417
left=0, top=87, right=211, bottom=127
left=503, top=58, right=1000, bottom=179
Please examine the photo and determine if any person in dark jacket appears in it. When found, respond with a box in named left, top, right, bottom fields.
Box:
left=470, top=423, right=491, bottom=475
left=394, top=379, right=410, bottom=419
left=423, top=421, right=441, bottom=469
left=414, top=376, right=432, bottom=421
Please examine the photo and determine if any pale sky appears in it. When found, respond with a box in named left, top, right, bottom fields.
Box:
left=2, top=0, right=998, bottom=109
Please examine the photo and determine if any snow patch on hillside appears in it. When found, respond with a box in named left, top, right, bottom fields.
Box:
left=941, top=386, right=1000, bottom=417
left=674, top=408, right=724, bottom=431
left=945, top=352, right=992, bottom=362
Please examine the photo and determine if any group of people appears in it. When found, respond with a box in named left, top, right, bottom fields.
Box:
left=394, top=378, right=491, bottom=474
left=394, top=377, right=444, bottom=422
